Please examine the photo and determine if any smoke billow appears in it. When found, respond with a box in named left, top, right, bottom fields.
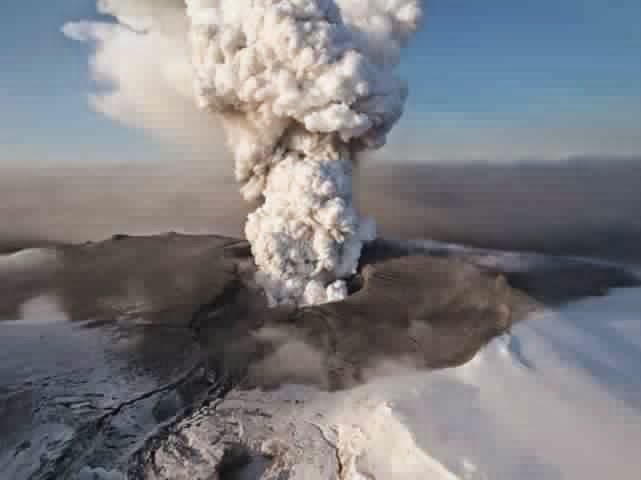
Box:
left=186, top=0, right=421, bottom=305
left=65, top=0, right=422, bottom=306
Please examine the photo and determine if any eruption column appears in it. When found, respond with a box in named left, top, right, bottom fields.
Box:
left=187, top=0, right=421, bottom=306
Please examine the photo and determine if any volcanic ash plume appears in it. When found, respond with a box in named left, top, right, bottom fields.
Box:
left=186, top=0, right=422, bottom=306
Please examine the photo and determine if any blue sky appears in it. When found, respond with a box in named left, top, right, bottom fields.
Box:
left=1, top=0, right=640, bottom=164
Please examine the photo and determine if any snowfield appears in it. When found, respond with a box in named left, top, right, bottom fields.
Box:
left=299, top=285, right=641, bottom=479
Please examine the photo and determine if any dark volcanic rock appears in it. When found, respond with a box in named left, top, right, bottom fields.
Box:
left=232, top=254, right=532, bottom=389
left=1, top=233, right=638, bottom=479
left=361, top=238, right=641, bottom=305
left=0, top=233, right=240, bottom=325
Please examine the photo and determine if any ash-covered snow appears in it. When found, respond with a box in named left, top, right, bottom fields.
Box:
left=298, top=286, right=641, bottom=479
left=133, top=284, right=641, bottom=479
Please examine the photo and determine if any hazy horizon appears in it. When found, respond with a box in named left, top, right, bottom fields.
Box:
left=3, top=155, right=640, bottom=266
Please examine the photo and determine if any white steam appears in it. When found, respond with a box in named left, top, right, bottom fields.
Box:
left=186, top=0, right=422, bottom=305
left=62, top=0, right=227, bottom=151
left=64, top=0, right=422, bottom=306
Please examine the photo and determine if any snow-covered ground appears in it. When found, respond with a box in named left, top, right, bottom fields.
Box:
left=304, top=285, right=641, bottom=479
left=2, top=247, right=640, bottom=478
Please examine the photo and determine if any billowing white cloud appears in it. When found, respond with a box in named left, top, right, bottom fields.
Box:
left=63, top=1, right=227, bottom=153
left=95, top=0, right=187, bottom=33
left=65, top=0, right=423, bottom=306
left=185, top=0, right=421, bottom=305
